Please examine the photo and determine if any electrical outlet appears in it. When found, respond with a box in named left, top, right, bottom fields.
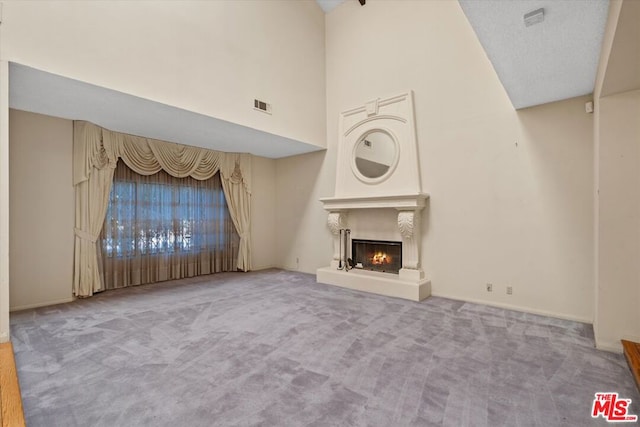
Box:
left=507, top=286, right=513, bottom=295
left=486, top=283, right=493, bottom=292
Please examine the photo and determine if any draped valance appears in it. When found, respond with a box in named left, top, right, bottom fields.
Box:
left=73, top=121, right=252, bottom=297
left=73, top=121, right=251, bottom=191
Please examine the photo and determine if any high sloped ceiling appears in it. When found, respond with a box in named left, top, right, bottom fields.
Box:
left=11, top=1, right=613, bottom=159
left=318, top=0, right=610, bottom=109
left=458, top=0, right=609, bottom=109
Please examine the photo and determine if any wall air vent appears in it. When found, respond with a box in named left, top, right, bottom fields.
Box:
left=254, top=99, right=272, bottom=114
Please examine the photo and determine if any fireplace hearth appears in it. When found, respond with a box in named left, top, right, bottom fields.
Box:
left=352, top=239, right=402, bottom=274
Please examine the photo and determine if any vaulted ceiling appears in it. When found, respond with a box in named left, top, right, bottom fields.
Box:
left=458, top=0, right=609, bottom=109
left=319, top=0, right=609, bottom=109
left=9, top=1, right=612, bottom=160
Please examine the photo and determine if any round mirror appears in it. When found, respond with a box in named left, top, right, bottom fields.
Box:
left=353, top=130, right=397, bottom=180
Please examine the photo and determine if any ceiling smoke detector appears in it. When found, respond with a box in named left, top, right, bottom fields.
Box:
left=524, top=8, right=545, bottom=27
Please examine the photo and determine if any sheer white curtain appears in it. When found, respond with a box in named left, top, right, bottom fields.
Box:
left=100, top=161, right=239, bottom=289
left=73, top=121, right=252, bottom=297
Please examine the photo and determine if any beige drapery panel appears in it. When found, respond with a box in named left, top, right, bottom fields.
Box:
left=73, top=121, right=252, bottom=297
left=220, top=153, right=252, bottom=271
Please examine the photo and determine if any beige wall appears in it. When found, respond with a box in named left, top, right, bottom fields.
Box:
left=276, top=150, right=331, bottom=272
left=8, top=109, right=279, bottom=309
left=275, top=0, right=595, bottom=322
left=0, top=0, right=326, bottom=148
left=251, top=156, right=277, bottom=270
left=591, top=0, right=640, bottom=352
left=594, top=90, right=640, bottom=351
left=0, top=62, right=9, bottom=341
left=9, top=109, right=74, bottom=310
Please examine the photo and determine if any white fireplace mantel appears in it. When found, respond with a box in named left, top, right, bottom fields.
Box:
left=320, top=193, right=429, bottom=211
left=318, top=193, right=431, bottom=301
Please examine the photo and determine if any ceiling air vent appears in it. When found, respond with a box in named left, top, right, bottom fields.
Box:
left=254, top=99, right=272, bottom=114
left=524, top=8, right=544, bottom=27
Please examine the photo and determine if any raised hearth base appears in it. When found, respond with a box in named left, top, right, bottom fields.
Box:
left=316, top=267, right=431, bottom=302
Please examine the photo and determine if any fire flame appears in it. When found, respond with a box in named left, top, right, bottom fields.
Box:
left=371, top=252, right=391, bottom=265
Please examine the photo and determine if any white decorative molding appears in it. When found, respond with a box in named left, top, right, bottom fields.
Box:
left=398, top=210, right=421, bottom=273
left=327, top=212, right=345, bottom=235
left=343, top=115, right=406, bottom=137
left=320, top=193, right=428, bottom=211
left=341, top=92, right=412, bottom=119
left=365, top=98, right=379, bottom=116
left=335, top=90, right=422, bottom=197
left=397, top=211, right=415, bottom=238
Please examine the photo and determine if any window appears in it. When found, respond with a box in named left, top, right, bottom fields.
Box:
left=100, top=160, right=238, bottom=289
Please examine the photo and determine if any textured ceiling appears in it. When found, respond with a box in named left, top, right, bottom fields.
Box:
left=9, top=63, right=321, bottom=159
left=459, top=0, right=609, bottom=109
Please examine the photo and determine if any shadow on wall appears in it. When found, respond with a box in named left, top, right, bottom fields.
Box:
left=276, top=150, right=329, bottom=271
left=515, top=95, right=594, bottom=308
left=515, top=96, right=593, bottom=246
left=420, top=197, right=431, bottom=277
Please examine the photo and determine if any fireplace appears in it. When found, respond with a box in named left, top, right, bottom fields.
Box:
left=352, top=239, right=402, bottom=274
left=317, top=91, right=431, bottom=301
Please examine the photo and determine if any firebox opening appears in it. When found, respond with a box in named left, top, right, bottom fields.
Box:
left=352, top=239, right=402, bottom=274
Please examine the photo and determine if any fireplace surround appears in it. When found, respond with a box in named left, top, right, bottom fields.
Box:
left=316, top=91, right=431, bottom=301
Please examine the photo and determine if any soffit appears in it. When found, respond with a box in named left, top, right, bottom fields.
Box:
left=9, top=63, right=322, bottom=159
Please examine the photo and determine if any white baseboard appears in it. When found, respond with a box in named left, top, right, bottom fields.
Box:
left=251, top=264, right=277, bottom=271
left=10, top=297, right=75, bottom=312
left=597, top=334, right=640, bottom=354
left=621, top=333, right=640, bottom=343
left=430, top=291, right=593, bottom=324
left=595, top=340, right=623, bottom=354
